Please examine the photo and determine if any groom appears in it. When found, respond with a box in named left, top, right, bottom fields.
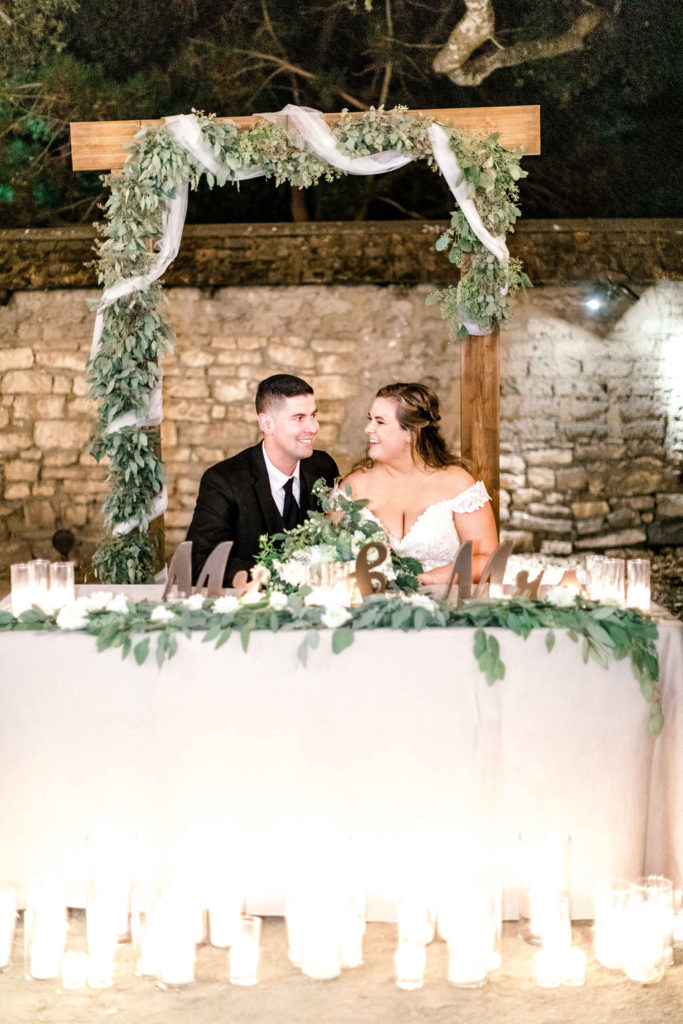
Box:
left=186, top=374, right=339, bottom=585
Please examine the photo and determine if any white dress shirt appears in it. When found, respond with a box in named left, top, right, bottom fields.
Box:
left=262, top=442, right=301, bottom=516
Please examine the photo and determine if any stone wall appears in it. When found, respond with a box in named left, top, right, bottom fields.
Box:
left=0, top=220, right=681, bottom=573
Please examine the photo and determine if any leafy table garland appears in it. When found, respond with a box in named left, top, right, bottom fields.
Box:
left=87, top=105, right=530, bottom=584
left=1, top=591, right=662, bottom=737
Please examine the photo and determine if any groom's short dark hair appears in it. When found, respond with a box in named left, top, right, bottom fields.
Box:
left=255, top=374, right=314, bottom=413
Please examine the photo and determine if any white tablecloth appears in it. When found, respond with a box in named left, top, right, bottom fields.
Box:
left=0, top=614, right=680, bottom=919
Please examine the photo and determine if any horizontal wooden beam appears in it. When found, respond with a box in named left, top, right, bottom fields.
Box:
left=70, top=105, right=540, bottom=171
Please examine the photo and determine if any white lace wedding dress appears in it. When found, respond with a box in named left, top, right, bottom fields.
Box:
left=361, top=480, right=491, bottom=571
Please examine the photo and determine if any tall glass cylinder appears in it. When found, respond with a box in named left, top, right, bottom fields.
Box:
left=49, top=562, right=75, bottom=610
left=11, top=563, right=34, bottom=617
left=626, top=559, right=651, bottom=611
left=593, top=877, right=634, bottom=970
left=518, top=831, right=571, bottom=945
left=229, top=915, right=261, bottom=986
left=24, top=877, right=67, bottom=980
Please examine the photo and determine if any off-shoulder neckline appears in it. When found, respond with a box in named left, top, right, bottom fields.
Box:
left=365, top=481, right=487, bottom=543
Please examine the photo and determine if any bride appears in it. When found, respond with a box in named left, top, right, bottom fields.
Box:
left=344, top=382, right=498, bottom=584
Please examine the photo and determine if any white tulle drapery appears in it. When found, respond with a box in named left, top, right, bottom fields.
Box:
left=92, top=106, right=510, bottom=532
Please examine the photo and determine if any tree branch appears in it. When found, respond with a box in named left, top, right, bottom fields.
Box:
left=433, top=2, right=606, bottom=87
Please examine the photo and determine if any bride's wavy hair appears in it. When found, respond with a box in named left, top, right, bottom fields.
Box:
left=355, top=382, right=469, bottom=471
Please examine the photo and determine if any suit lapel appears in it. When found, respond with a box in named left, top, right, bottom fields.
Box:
left=299, top=458, right=321, bottom=520
left=250, top=444, right=281, bottom=534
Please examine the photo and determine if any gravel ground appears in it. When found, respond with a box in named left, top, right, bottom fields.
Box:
left=2, top=916, right=682, bottom=1024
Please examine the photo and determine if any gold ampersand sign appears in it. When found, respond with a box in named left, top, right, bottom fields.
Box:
left=350, top=542, right=389, bottom=599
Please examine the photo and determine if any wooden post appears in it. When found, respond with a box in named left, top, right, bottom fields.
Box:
left=460, top=326, right=500, bottom=532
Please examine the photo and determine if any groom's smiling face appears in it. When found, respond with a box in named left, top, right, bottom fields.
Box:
left=259, top=393, right=319, bottom=472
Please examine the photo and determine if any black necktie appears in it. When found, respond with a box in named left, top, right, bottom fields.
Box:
left=282, top=476, right=299, bottom=530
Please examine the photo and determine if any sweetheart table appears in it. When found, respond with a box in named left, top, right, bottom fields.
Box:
left=0, top=597, right=680, bottom=921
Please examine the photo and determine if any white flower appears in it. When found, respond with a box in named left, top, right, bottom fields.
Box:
left=213, top=595, right=240, bottom=614
left=278, top=560, right=308, bottom=588
left=106, top=593, right=129, bottom=614
left=304, top=587, right=332, bottom=608
left=150, top=605, right=175, bottom=623
left=82, top=591, right=115, bottom=612
left=268, top=591, right=289, bottom=611
left=545, top=586, right=577, bottom=607
left=401, top=592, right=437, bottom=613
left=181, top=593, right=205, bottom=611
left=56, top=602, right=90, bottom=631
left=308, top=544, right=337, bottom=564
left=321, top=604, right=351, bottom=629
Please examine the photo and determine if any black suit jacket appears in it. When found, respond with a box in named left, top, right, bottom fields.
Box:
left=186, top=443, right=339, bottom=585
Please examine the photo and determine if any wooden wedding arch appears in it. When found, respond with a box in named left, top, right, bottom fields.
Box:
left=70, top=104, right=540, bottom=557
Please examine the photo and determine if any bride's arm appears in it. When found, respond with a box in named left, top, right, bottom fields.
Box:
left=418, top=501, right=499, bottom=585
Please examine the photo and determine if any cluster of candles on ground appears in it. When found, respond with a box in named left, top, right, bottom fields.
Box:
left=1, top=832, right=680, bottom=991
left=9, top=560, right=75, bottom=616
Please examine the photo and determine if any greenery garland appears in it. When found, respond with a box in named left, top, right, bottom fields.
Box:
left=0, top=595, right=662, bottom=736
left=88, top=106, right=530, bottom=581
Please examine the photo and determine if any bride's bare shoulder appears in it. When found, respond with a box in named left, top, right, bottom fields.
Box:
left=440, top=465, right=477, bottom=494
left=342, top=466, right=376, bottom=498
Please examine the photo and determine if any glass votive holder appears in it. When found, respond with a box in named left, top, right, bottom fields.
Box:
left=584, top=554, right=607, bottom=600
left=11, top=562, right=34, bottom=617
left=158, top=894, right=197, bottom=987
left=285, top=898, right=304, bottom=967
left=638, top=876, right=674, bottom=967
left=517, top=830, right=572, bottom=945
left=86, top=896, right=119, bottom=988
left=444, top=888, right=496, bottom=989
left=207, top=890, right=243, bottom=948
left=24, top=877, right=67, bottom=980
left=394, top=938, right=426, bottom=990
left=603, top=558, right=625, bottom=605
left=131, top=886, right=164, bottom=978
left=229, top=915, right=261, bottom=986
left=48, top=562, right=75, bottom=611
left=593, top=877, right=634, bottom=970
left=0, top=885, right=16, bottom=970
left=534, top=948, right=563, bottom=988
left=626, top=559, right=651, bottom=611
left=31, top=559, right=50, bottom=590
left=300, top=904, right=342, bottom=981
left=562, top=947, right=587, bottom=986
left=621, top=885, right=668, bottom=984
left=61, top=950, right=88, bottom=990
left=397, top=901, right=433, bottom=945
left=340, top=894, right=365, bottom=969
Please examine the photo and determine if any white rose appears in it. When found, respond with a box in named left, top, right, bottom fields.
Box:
left=106, top=593, right=129, bottom=614
left=213, top=595, right=240, bottom=614
left=82, top=591, right=115, bottom=612
left=150, top=605, right=175, bottom=623
left=56, top=602, right=90, bottom=631
left=181, top=593, right=205, bottom=611
left=279, top=561, right=307, bottom=588
left=545, top=586, right=577, bottom=607
left=321, top=604, right=351, bottom=629
left=268, top=591, right=289, bottom=611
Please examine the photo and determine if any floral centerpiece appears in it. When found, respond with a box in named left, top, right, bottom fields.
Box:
left=255, top=480, right=422, bottom=595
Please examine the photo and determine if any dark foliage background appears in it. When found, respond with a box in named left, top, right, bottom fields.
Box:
left=0, top=0, right=680, bottom=227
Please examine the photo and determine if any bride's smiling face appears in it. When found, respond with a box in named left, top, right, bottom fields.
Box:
left=365, top=397, right=412, bottom=462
